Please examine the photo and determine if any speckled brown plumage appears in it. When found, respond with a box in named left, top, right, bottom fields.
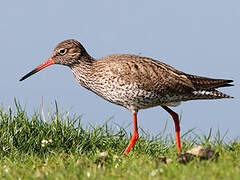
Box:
left=20, top=39, right=234, bottom=155
left=52, top=40, right=232, bottom=113
left=70, top=53, right=233, bottom=112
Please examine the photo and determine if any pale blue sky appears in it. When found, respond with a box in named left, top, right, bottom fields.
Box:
left=1, top=0, right=239, bottom=140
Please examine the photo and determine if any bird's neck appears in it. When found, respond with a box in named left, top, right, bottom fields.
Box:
left=70, top=56, right=96, bottom=88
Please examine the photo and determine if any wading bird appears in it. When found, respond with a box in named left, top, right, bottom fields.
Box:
left=20, top=39, right=233, bottom=155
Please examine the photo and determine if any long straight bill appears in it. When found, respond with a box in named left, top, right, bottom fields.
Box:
left=19, top=58, right=54, bottom=81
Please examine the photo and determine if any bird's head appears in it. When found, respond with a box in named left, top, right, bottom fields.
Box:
left=19, top=39, right=88, bottom=81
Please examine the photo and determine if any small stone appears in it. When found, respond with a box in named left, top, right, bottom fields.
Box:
left=204, top=149, right=218, bottom=159
left=166, top=158, right=173, bottom=164
left=186, top=146, right=217, bottom=159
left=157, top=156, right=166, bottom=164
left=187, top=146, right=206, bottom=157
left=178, top=153, right=193, bottom=163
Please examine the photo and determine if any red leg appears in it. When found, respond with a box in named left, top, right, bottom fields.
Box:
left=161, top=106, right=182, bottom=154
left=122, top=113, right=139, bottom=156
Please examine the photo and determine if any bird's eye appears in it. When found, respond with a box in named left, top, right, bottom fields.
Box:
left=58, top=48, right=67, bottom=55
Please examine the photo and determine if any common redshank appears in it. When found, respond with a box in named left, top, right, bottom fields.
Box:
left=20, top=39, right=233, bottom=155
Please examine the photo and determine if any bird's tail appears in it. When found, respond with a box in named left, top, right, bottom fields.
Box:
left=192, top=89, right=233, bottom=99
left=186, top=74, right=234, bottom=90
left=184, top=74, right=234, bottom=99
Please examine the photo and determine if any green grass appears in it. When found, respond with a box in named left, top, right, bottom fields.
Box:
left=0, top=100, right=239, bottom=180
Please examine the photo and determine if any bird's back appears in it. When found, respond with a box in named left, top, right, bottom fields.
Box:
left=72, top=54, right=233, bottom=112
